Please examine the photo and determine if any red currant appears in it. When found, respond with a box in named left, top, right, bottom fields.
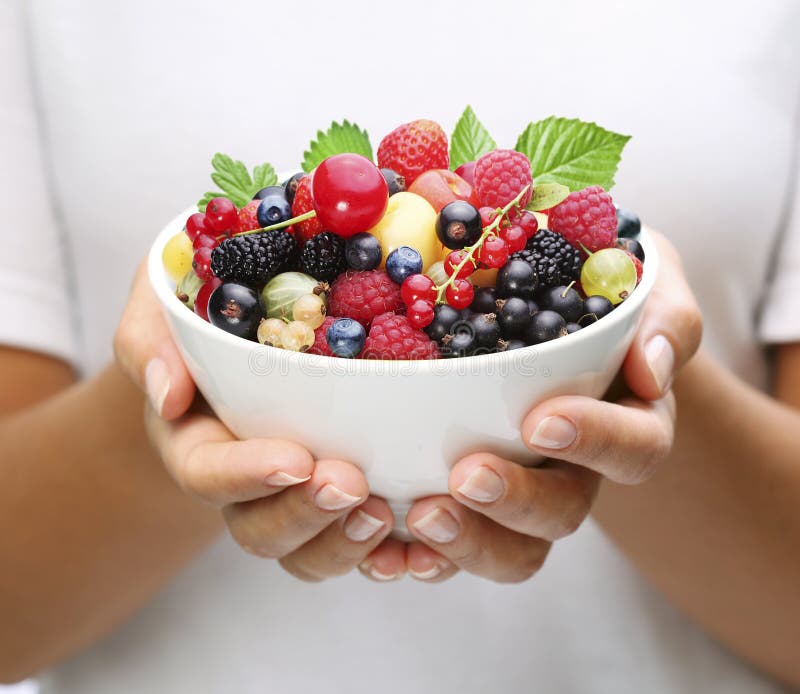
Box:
left=401, top=274, right=437, bottom=305
left=500, top=224, right=526, bottom=253
left=445, top=279, right=474, bottom=310
left=194, top=278, right=222, bottom=321
left=193, top=233, right=219, bottom=250
left=512, top=209, right=539, bottom=238
left=204, top=197, right=238, bottom=233
left=444, top=250, right=476, bottom=279
left=185, top=212, right=207, bottom=241
left=193, top=246, right=214, bottom=282
left=407, top=299, right=435, bottom=329
left=311, top=154, right=389, bottom=237
left=479, top=206, right=500, bottom=229
left=454, top=160, right=476, bottom=186
left=477, top=235, right=509, bottom=269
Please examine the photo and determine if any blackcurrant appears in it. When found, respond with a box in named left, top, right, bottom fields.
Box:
left=470, top=313, right=501, bottom=352
left=616, top=237, right=645, bottom=262
left=616, top=207, right=641, bottom=238
left=502, top=339, right=527, bottom=351
left=207, top=283, right=264, bottom=340
left=256, top=186, right=292, bottom=228
left=470, top=286, right=497, bottom=314
left=424, top=304, right=461, bottom=342
left=381, top=168, right=406, bottom=196
left=538, top=285, right=584, bottom=323
left=565, top=323, right=582, bottom=334
left=497, top=297, right=534, bottom=339
left=579, top=295, right=614, bottom=326
left=281, top=172, right=305, bottom=205
left=436, top=200, right=482, bottom=249
left=497, top=259, right=538, bottom=300
left=344, top=232, right=383, bottom=271
left=525, top=310, right=567, bottom=344
left=441, top=319, right=477, bottom=357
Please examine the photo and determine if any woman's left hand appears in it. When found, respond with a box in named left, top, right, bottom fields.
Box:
left=360, top=229, right=703, bottom=583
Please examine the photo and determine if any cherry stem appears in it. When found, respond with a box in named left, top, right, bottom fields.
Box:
left=434, top=185, right=531, bottom=304
left=230, top=209, right=317, bottom=238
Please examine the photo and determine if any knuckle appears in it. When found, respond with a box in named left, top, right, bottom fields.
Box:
left=676, top=302, right=704, bottom=351
left=498, top=545, right=548, bottom=583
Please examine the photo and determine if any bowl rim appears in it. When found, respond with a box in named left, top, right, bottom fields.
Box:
left=148, top=205, right=659, bottom=374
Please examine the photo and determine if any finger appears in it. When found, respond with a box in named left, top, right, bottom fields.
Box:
left=279, top=497, right=394, bottom=582
left=223, top=459, right=367, bottom=560
left=359, top=538, right=408, bottom=582
left=521, top=393, right=676, bottom=485
left=406, top=542, right=459, bottom=583
left=114, top=260, right=195, bottom=420
left=623, top=228, right=703, bottom=400
left=145, top=405, right=314, bottom=506
left=406, top=496, right=550, bottom=583
left=449, top=453, right=599, bottom=541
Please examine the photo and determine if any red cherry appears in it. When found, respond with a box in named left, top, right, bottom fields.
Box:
left=204, top=197, right=238, bottom=234
left=477, top=235, right=509, bottom=269
left=194, top=278, right=222, bottom=321
left=444, top=250, right=476, bottom=279
left=185, top=212, right=208, bottom=241
left=445, top=279, right=474, bottom=310
left=192, top=246, right=214, bottom=282
left=500, top=225, right=527, bottom=253
left=407, top=299, right=435, bottom=329
left=401, top=274, right=437, bottom=305
left=454, top=161, right=476, bottom=186
left=193, top=233, right=219, bottom=250
left=311, top=154, right=389, bottom=237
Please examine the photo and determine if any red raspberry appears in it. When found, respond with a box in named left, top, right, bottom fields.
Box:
left=235, top=200, right=261, bottom=234
left=292, top=175, right=324, bottom=243
left=308, top=316, right=338, bottom=357
left=377, top=119, right=449, bottom=186
left=329, top=270, right=404, bottom=328
left=624, top=250, right=643, bottom=285
left=548, top=186, right=617, bottom=254
left=473, top=149, right=533, bottom=209
left=362, top=312, right=440, bottom=360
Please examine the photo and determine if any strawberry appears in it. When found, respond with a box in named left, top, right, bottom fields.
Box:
left=377, top=119, right=449, bottom=186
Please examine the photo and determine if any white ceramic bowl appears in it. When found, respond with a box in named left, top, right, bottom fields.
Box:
left=149, top=210, right=658, bottom=538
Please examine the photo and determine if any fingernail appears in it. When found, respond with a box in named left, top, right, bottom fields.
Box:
left=409, top=565, right=442, bottom=581
left=144, top=358, right=170, bottom=417
left=413, top=508, right=460, bottom=544
left=645, top=334, right=675, bottom=394
left=263, top=471, right=311, bottom=487
left=457, top=466, right=504, bottom=503
left=359, top=561, right=400, bottom=582
left=344, top=510, right=386, bottom=542
left=314, top=484, right=362, bottom=511
left=529, top=416, right=577, bottom=449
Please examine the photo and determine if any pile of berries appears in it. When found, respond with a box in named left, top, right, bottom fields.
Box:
left=163, top=119, right=645, bottom=360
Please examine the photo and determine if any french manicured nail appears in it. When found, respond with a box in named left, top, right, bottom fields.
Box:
left=344, top=510, right=386, bottom=542
left=413, top=508, right=460, bottom=544
left=645, top=334, right=675, bottom=394
left=314, top=484, right=362, bottom=511
left=457, top=466, right=504, bottom=503
left=409, top=565, right=443, bottom=581
left=144, top=358, right=170, bottom=417
left=529, top=416, right=577, bottom=449
left=359, top=561, right=400, bottom=582
left=264, top=471, right=311, bottom=487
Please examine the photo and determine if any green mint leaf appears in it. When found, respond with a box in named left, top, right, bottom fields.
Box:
left=196, top=153, right=277, bottom=210
left=449, top=105, right=497, bottom=170
left=526, top=182, right=570, bottom=211
left=302, top=120, right=373, bottom=173
left=515, top=117, right=630, bottom=191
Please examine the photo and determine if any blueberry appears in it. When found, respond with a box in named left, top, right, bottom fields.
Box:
left=525, top=310, right=567, bottom=344
left=616, top=207, right=641, bottom=238
left=616, top=237, right=645, bottom=262
left=424, top=303, right=462, bottom=342
left=579, top=295, right=614, bottom=327
left=207, top=283, right=264, bottom=340
left=326, top=318, right=366, bottom=358
left=381, top=168, right=406, bottom=196
left=497, top=297, right=535, bottom=339
left=538, top=285, right=584, bottom=323
left=497, top=259, right=538, bottom=300
left=256, top=186, right=292, bottom=228
left=281, top=173, right=305, bottom=205
left=565, top=322, right=582, bottom=334
left=345, top=232, right=383, bottom=271
left=470, top=287, right=497, bottom=314
left=469, top=313, right=501, bottom=352
left=385, top=246, right=423, bottom=284
left=436, top=200, right=482, bottom=249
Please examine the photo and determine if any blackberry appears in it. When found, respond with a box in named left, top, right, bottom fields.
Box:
left=211, top=230, right=296, bottom=285
left=299, top=231, right=346, bottom=282
left=510, top=229, right=582, bottom=289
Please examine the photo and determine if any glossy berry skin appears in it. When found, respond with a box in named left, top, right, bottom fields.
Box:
left=503, top=339, right=527, bottom=351
left=407, top=299, right=435, bottom=329
left=616, top=237, right=645, bottom=262
left=205, top=197, right=238, bottom=233
left=579, top=295, right=614, bottom=326
left=281, top=173, right=305, bottom=205
left=616, top=207, right=642, bottom=238
left=500, top=224, right=527, bottom=253
left=207, top=283, right=264, bottom=340
left=497, top=297, right=535, bottom=339
left=194, top=278, right=222, bottom=321
left=444, top=250, right=475, bottom=279
left=401, top=273, right=437, bottom=305
left=445, top=279, right=474, bottom=310
left=193, top=233, right=219, bottom=250
left=512, top=210, right=539, bottom=238
left=497, top=259, right=538, bottom=300
left=424, top=303, right=461, bottom=342
left=442, top=319, right=477, bottom=357
left=525, top=310, right=567, bottom=344
left=192, top=246, right=214, bottom=282
left=539, top=285, right=584, bottom=323
left=312, top=154, right=389, bottom=238
left=381, top=168, right=406, bottom=196
left=256, top=187, right=293, bottom=228
left=478, top=235, right=510, bottom=269
left=436, top=201, right=482, bottom=249
left=385, top=246, right=423, bottom=284
left=185, top=212, right=208, bottom=241
left=326, top=318, right=366, bottom=358
left=566, top=323, right=582, bottom=334
left=345, top=232, right=383, bottom=270
left=470, top=313, right=501, bottom=352
left=454, top=160, right=476, bottom=186
left=470, top=286, right=497, bottom=314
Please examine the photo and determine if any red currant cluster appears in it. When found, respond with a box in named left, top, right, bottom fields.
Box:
left=184, top=198, right=239, bottom=283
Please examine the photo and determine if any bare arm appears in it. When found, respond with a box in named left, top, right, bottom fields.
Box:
left=593, top=347, right=800, bottom=687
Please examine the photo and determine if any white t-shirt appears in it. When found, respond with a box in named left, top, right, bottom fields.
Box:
left=2, top=0, right=799, bottom=692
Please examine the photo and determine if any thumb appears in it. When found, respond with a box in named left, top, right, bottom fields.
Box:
left=114, top=259, right=196, bottom=420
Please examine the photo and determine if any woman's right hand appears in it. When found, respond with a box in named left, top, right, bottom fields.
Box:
left=114, top=261, right=403, bottom=581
